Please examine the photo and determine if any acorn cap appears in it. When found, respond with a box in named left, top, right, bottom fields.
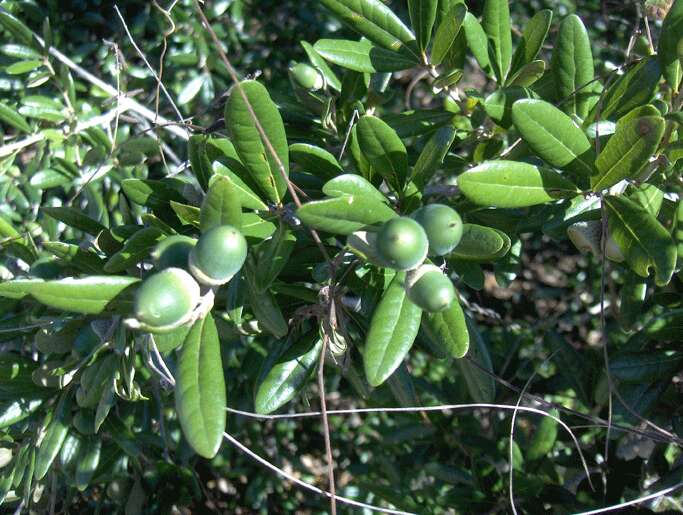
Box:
left=189, top=225, right=248, bottom=286
left=375, top=217, right=429, bottom=271
left=405, top=264, right=456, bottom=312
left=132, top=268, right=200, bottom=333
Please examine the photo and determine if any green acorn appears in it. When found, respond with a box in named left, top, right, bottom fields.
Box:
left=189, top=225, right=247, bottom=285
left=412, top=204, right=464, bottom=256
left=376, top=217, right=429, bottom=271
left=133, top=268, right=200, bottom=332
left=151, top=235, right=197, bottom=270
left=405, top=264, right=456, bottom=312
left=289, top=62, right=324, bottom=91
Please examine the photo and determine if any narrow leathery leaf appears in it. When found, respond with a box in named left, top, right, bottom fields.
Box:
left=409, top=0, right=438, bottom=54
left=213, top=163, right=268, bottom=211
left=34, top=395, right=71, bottom=480
left=433, top=69, right=463, bottom=90
left=658, top=0, right=683, bottom=91
left=506, top=60, right=545, bottom=87
left=0, top=398, right=43, bottom=429
left=29, top=168, right=71, bottom=189
left=449, top=224, right=504, bottom=261
left=175, top=313, right=226, bottom=459
left=642, top=309, right=683, bottom=342
left=458, top=160, right=579, bottom=208
left=613, top=381, right=668, bottom=427
left=0, top=276, right=139, bottom=314
left=552, top=14, right=594, bottom=119
left=170, top=201, right=200, bottom=228
left=619, top=272, right=647, bottom=330
left=463, top=13, right=491, bottom=75
left=322, top=174, right=388, bottom=204
left=289, top=143, right=343, bottom=180
left=42, top=207, right=107, bottom=236
left=319, top=0, right=417, bottom=55
left=482, top=0, right=512, bottom=82
left=363, top=272, right=423, bottom=387
left=511, top=99, right=595, bottom=176
left=412, top=125, right=457, bottom=186
left=255, top=332, right=323, bottom=414
left=247, top=287, right=288, bottom=338
left=356, top=115, right=409, bottom=191
left=188, top=135, right=213, bottom=192
left=387, top=363, right=420, bottom=407
left=630, top=184, right=663, bottom=216
left=0, top=102, right=31, bottom=133
left=592, top=114, right=665, bottom=191
left=585, top=57, right=662, bottom=125
left=301, top=41, right=342, bottom=91
left=455, top=317, right=495, bottom=402
left=296, top=195, right=396, bottom=235
left=75, top=437, right=101, bottom=491
left=431, top=3, right=467, bottom=66
left=121, top=179, right=185, bottom=209
left=103, top=227, right=165, bottom=273
left=314, top=39, right=418, bottom=73
left=224, top=80, right=289, bottom=204
left=610, top=351, right=683, bottom=383
left=605, top=195, right=677, bottom=286
left=200, top=175, right=242, bottom=232
left=421, top=295, right=469, bottom=358
left=675, top=200, right=683, bottom=260
left=483, top=87, right=535, bottom=129
left=509, top=9, right=552, bottom=78
left=382, top=109, right=455, bottom=138
left=255, top=223, right=297, bottom=291
left=526, top=408, right=559, bottom=461
left=0, top=7, right=35, bottom=46
left=547, top=331, right=591, bottom=405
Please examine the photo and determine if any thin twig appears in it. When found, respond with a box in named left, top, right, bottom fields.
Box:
left=575, top=481, right=683, bottom=515
left=192, top=0, right=330, bottom=263
left=318, top=332, right=337, bottom=515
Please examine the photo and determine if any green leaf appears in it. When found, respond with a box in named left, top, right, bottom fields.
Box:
left=296, top=194, right=396, bottom=235
left=289, top=143, right=343, bottom=180
left=188, top=135, right=213, bottom=192
left=430, top=3, right=466, bottom=66
left=619, top=271, right=647, bottom=330
left=642, top=309, right=683, bottom=342
left=592, top=112, right=665, bottom=191
left=421, top=295, right=469, bottom=358
left=254, top=332, right=323, bottom=414
left=605, top=195, right=677, bottom=286
left=224, top=80, right=289, bottom=204
left=509, top=9, right=552, bottom=78
left=506, top=60, right=545, bottom=87
left=364, top=272, right=423, bottom=387
left=356, top=115, right=408, bottom=192
left=482, top=0, right=512, bottom=82
left=29, top=168, right=71, bottom=189
left=458, top=160, right=579, bottom=208
left=170, top=201, right=200, bottom=228
left=121, top=179, right=184, bottom=209
left=610, top=351, right=683, bottom=383
left=255, top=223, right=297, bottom=291
left=658, top=0, right=683, bottom=92
left=0, top=276, right=139, bottom=314
left=34, top=395, right=71, bottom=480
left=455, top=317, right=495, bottom=402
left=511, top=99, right=595, bottom=177
left=463, top=12, right=491, bottom=75
left=586, top=57, right=662, bottom=125
left=314, top=39, right=418, bottom=73
left=177, top=74, right=206, bottom=106
left=200, top=175, right=242, bottom=232
left=552, top=14, right=594, bottom=119
left=409, top=0, right=438, bottom=54
left=175, top=313, right=226, bottom=459
left=6, top=59, right=42, bottom=75
left=75, top=437, right=101, bottom=491
left=42, top=206, right=107, bottom=236
left=319, top=0, right=417, bottom=56
left=526, top=408, right=559, bottom=461
left=0, top=102, right=31, bottom=133
left=301, top=41, right=342, bottom=91
left=412, top=126, right=457, bottom=187
left=0, top=7, right=35, bottom=47
left=213, top=163, right=268, bottom=211
left=322, top=174, right=388, bottom=205
left=241, top=212, right=277, bottom=242
left=484, top=87, right=535, bottom=129
left=103, top=227, right=165, bottom=273
left=449, top=224, right=505, bottom=261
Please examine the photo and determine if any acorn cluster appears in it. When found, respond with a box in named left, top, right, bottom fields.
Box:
left=130, top=225, right=247, bottom=333
left=349, top=203, right=464, bottom=313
